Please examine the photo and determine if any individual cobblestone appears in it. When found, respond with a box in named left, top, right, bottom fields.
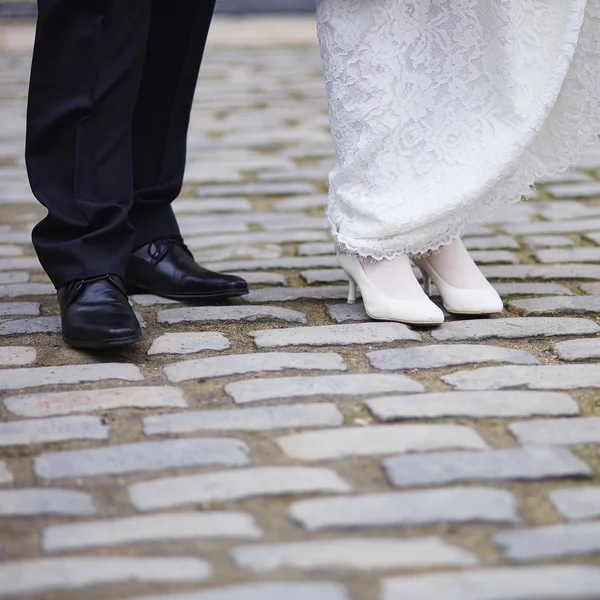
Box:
left=157, top=305, right=308, bottom=325
left=274, top=194, right=328, bottom=211
left=444, top=365, right=600, bottom=390
left=43, top=512, right=262, bottom=552
left=0, top=488, right=96, bottom=516
left=494, top=522, right=600, bottom=561
left=196, top=182, right=316, bottom=196
left=301, top=269, right=347, bottom=284
left=276, top=424, right=487, bottom=460
left=0, top=283, right=54, bottom=297
left=503, top=217, right=600, bottom=235
left=544, top=182, right=600, bottom=197
left=230, top=537, right=477, bottom=572
left=535, top=247, right=600, bottom=263
left=464, top=235, right=520, bottom=250
left=469, top=250, right=519, bottom=264
left=432, top=317, right=599, bottom=341
left=0, top=461, right=12, bottom=485
left=244, top=285, right=348, bottom=303
left=250, top=322, right=421, bottom=348
left=553, top=338, right=600, bottom=361
left=129, top=467, right=351, bottom=511
left=165, top=352, right=347, bottom=382
left=131, top=582, right=352, bottom=600
left=0, top=346, right=35, bottom=365
left=288, top=488, right=519, bottom=531
left=204, top=256, right=338, bottom=272
left=367, top=391, right=579, bottom=420
left=509, top=417, right=600, bottom=446
left=382, top=446, right=591, bottom=488
left=4, top=386, right=186, bottom=417
left=368, top=345, right=538, bottom=370
left=0, top=557, right=212, bottom=598
left=326, top=303, right=370, bottom=323
left=0, top=415, right=108, bottom=447
left=148, top=332, right=230, bottom=355
left=144, top=403, right=343, bottom=434
left=0, top=271, right=28, bottom=283
left=481, top=263, right=600, bottom=279
left=381, top=565, right=600, bottom=600
left=522, top=234, right=576, bottom=247
left=0, top=315, right=60, bottom=335
left=0, top=363, right=144, bottom=391
left=35, top=437, right=250, bottom=479
left=549, top=486, right=600, bottom=521
left=297, top=242, right=335, bottom=256
left=509, top=295, right=600, bottom=315
left=0, top=301, right=40, bottom=316
left=225, top=373, right=423, bottom=404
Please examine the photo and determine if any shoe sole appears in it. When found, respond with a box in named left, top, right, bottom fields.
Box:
left=126, top=283, right=249, bottom=301
left=62, top=332, right=142, bottom=350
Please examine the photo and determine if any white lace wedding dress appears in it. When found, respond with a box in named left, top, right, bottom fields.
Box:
left=316, top=0, right=600, bottom=259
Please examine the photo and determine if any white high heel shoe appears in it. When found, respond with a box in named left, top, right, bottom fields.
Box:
left=412, top=239, right=504, bottom=315
left=337, top=253, right=444, bottom=325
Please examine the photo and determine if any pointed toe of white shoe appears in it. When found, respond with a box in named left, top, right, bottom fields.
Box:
left=337, top=253, right=445, bottom=326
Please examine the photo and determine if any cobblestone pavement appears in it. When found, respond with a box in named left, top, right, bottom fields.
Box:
left=0, top=17, right=600, bottom=600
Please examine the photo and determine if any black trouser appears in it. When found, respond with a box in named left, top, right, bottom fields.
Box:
left=26, top=0, right=216, bottom=288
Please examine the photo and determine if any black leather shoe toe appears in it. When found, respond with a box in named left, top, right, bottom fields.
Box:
left=124, top=237, right=249, bottom=301
left=58, top=275, right=141, bottom=349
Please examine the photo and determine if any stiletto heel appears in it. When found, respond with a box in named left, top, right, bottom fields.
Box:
left=347, top=277, right=357, bottom=304
left=422, top=272, right=432, bottom=296
left=336, top=253, right=444, bottom=325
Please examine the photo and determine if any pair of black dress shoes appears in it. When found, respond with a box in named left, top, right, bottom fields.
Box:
left=58, top=237, right=248, bottom=349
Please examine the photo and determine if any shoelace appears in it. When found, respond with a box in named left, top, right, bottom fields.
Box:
left=147, top=237, right=194, bottom=262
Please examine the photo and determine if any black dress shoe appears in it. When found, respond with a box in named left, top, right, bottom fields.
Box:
left=58, top=275, right=142, bottom=349
left=124, top=237, right=249, bottom=301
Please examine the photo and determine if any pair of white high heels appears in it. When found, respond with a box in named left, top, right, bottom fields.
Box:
left=338, top=239, right=503, bottom=325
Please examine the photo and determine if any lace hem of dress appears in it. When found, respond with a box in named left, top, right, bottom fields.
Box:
left=324, top=0, right=600, bottom=261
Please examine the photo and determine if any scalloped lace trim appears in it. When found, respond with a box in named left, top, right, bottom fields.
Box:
left=317, top=0, right=600, bottom=260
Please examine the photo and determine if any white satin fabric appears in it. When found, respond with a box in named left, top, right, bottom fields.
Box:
left=316, top=0, right=600, bottom=259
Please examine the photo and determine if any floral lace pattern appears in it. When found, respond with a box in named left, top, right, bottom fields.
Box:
left=316, top=0, right=600, bottom=259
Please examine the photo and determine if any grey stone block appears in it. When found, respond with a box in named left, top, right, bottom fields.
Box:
left=509, top=417, right=600, bottom=445
left=536, top=247, right=600, bottom=263
left=5, top=386, right=186, bottom=417
left=0, top=346, right=36, bottom=366
left=164, top=352, right=347, bottom=382
left=553, top=338, right=600, bottom=360
left=298, top=242, right=335, bottom=256
left=464, top=236, right=520, bottom=250
left=494, top=521, right=600, bottom=561
left=148, top=332, right=230, bottom=355
left=367, top=391, right=579, bottom=420
left=289, top=487, right=519, bottom=531
left=196, top=182, right=316, bottom=196
left=0, top=488, right=96, bottom=516
left=144, top=403, right=343, bottom=434
left=0, top=271, right=28, bottom=284
left=550, top=486, right=600, bottom=521
left=131, top=582, right=352, bottom=600
left=381, top=565, right=600, bottom=600
left=129, top=467, right=351, bottom=511
left=0, top=461, right=12, bottom=485
left=368, top=345, right=538, bottom=370
left=0, top=316, right=60, bottom=335
left=444, top=365, right=600, bottom=390
left=187, top=230, right=328, bottom=249
left=327, top=303, right=370, bottom=323
left=523, top=235, right=576, bottom=248
left=244, top=285, right=349, bottom=303
left=276, top=424, right=487, bottom=460
left=35, top=437, right=250, bottom=479
left=225, top=373, right=423, bottom=404
left=432, top=318, right=599, bottom=342
left=43, top=512, right=262, bottom=552
left=250, top=322, right=421, bottom=348
left=383, top=446, right=591, bottom=488
left=503, top=217, right=600, bottom=235
left=0, top=557, right=212, bottom=598
left=0, top=257, right=42, bottom=271
left=204, top=256, right=338, bottom=272
left=158, top=305, right=308, bottom=325
left=509, top=295, right=600, bottom=315
left=0, top=415, right=108, bottom=447
left=0, top=283, right=55, bottom=297
left=301, top=269, right=348, bottom=284
left=0, top=363, right=144, bottom=391
left=0, top=302, right=40, bottom=316
left=274, top=194, right=328, bottom=211
left=231, top=537, right=477, bottom=572
left=469, top=250, right=518, bottom=264
left=482, top=264, right=600, bottom=280
left=545, top=182, right=600, bottom=198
